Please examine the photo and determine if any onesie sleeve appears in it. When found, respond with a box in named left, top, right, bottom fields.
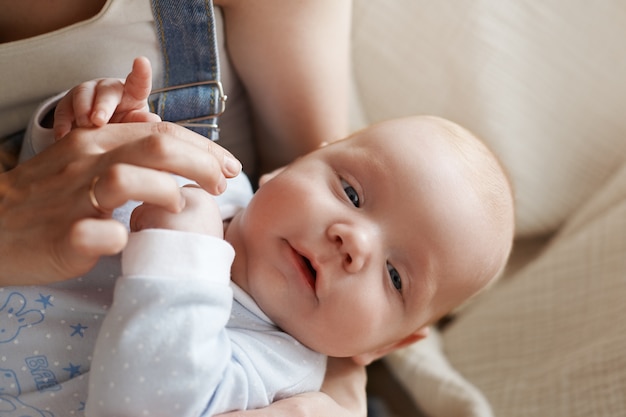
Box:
left=86, top=229, right=236, bottom=417
left=19, top=91, right=64, bottom=163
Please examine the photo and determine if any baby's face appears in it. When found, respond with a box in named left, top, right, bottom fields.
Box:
left=227, top=116, right=510, bottom=359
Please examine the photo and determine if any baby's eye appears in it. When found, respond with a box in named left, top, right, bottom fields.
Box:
left=387, top=262, right=402, bottom=292
left=341, top=179, right=360, bottom=208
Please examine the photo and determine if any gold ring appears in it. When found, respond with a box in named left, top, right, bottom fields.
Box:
left=89, top=176, right=107, bottom=214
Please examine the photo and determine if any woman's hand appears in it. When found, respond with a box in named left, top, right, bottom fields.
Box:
left=216, top=358, right=367, bottom=417
left=0, top=122, right=241, bottom=286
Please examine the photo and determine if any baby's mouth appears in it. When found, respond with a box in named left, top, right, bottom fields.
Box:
left=302, top=255, right=317, bottom=281
left=289, top=241, right=318, bottom=291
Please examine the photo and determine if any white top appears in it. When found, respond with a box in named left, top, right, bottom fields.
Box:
left=0, top=0, right=160, bottom=138
left=0, top=0, right=257, bottom=172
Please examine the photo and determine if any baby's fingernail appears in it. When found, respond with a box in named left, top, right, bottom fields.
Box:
left=216, top=176, right=227, bottom=195
left=224, top=155, right=242, bottom=177
left=53, top=128, right=65, bottom=141
left=92, top=111, right=107, bottom=125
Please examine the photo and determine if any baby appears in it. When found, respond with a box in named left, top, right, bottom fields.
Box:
left=55, top=58, right=515, bottom=416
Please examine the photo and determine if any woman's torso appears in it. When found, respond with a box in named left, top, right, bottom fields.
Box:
left=0, top=0, right=256, bottom=172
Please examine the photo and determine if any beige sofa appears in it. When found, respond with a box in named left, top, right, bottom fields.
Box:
left=350, top=1, right=626, bottom=416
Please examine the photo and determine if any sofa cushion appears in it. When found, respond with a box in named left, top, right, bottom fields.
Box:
left=351, top=0, right=626, bottom=237
left=441, top=162, right=626, bottom=416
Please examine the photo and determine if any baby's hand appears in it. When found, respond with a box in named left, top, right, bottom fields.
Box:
left=130, top=186, right=224, bottom=239
left=54, top=56, right=161, bottom=140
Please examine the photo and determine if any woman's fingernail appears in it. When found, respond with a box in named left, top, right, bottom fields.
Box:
left=224, top=155, right=242, bottom=177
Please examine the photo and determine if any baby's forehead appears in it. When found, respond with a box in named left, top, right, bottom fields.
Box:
left=351, top=118, right=469, bottom=159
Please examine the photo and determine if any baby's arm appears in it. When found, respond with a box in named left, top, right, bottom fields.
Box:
left=53, top=56, right=160, bottom=139
left=87, top=227, right=236, bottom=417
left=86, top=186, right=229, bottom=417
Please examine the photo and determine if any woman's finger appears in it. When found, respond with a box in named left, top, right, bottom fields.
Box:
left=31, top=122, right=241, bottom=199
left=93, top=125, right=241, bottom=194
left=85, top=122, right=236, bottom=163
left=50, top=124, right=241, bottom=195
left=67, top=217, right=129, bottom=259
left=122, top=110, right=162, bottom=124
left=105, top=137, right=226, bottom=195
left=90, top=164, right=184, bottom=214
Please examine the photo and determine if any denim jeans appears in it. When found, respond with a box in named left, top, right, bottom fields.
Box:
left=149, top=0, right=225, bottom=140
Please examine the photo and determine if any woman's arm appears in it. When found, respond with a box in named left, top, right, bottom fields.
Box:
left=320, top=357, right=368, bottom=416
left=217, top=357, right=367, bottom=417
left=218, top=0, right=352, bottom=172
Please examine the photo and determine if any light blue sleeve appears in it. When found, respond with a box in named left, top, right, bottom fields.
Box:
left=85, top=229, right=236, bottom=417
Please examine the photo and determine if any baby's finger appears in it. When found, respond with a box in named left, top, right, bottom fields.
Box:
left=71, top=80, right=100, bottom=128
left=121, top=56, right=153, bottom=106
left=53, top=91, right=80, bottom=140
left=129, top=202, right=169, bottom=232
left=89, top=78, right=126, bottom=126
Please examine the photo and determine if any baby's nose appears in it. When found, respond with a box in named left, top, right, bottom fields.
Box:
left=328, top=222, right=375, bottom=274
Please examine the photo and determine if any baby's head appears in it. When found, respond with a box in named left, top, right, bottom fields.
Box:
left=227, top=115, right=514, bottom=364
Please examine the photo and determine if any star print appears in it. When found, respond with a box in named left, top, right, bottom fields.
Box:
left=70, top=323, right=88, bottom=337
left=35, top=294, right=54, bottom=309
left=64, top=363, right=82, bottom=378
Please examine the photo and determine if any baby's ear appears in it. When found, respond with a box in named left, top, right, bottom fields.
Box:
left=258, top=166, right=286, bottom=187
left=351, top=327, right=430, bottom=366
